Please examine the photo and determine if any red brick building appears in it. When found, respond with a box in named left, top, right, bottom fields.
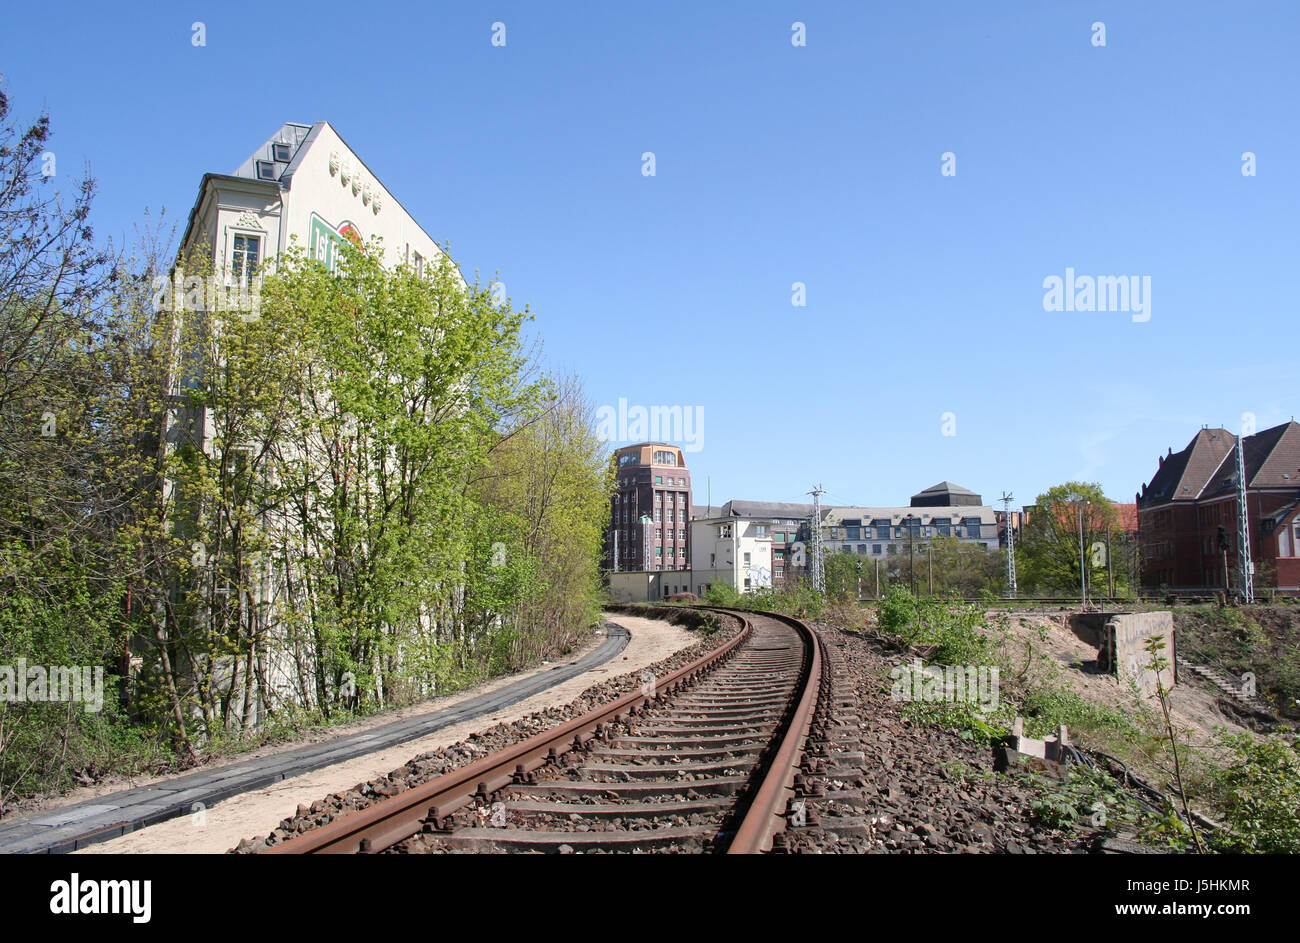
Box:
left=605, top=443, right=692, bottom=573
left=1136, top=422, right=1300, bottom=595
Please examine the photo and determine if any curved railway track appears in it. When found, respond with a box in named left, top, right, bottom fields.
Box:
left=262, top=607, right=825, bottom=855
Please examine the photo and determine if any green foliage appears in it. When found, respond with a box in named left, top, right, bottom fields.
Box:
left=0, top=111, right=613, bottom=804
left=1017, top=687, right=1137, bottom=741
left=703, top=581, right=827, bottom=620
left=876, top=587, right=994, bottom=665
left=1206, top=734, right=1300, bottom=854
left=1017, top=481, right=1131, bottom=597
left=702, top=582, right=744, bottom=608
left=899, top=699, right=1007, bottom=741
left=1026, top=766, right=1185, bottom=844
left=822, top=552, right=865, bottom=603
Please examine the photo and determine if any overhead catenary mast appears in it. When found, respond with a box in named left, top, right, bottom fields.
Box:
left=808, top=485, right=825, bottom=594
left=1000, top=491, right=1018, bottom=598
left=1235, top=435, right=1255, bottom=604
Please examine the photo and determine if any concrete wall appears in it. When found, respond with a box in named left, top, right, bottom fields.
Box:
left=1101, top=611, right=1176, bottom=697
left=608, top=571, right=694, bottom=603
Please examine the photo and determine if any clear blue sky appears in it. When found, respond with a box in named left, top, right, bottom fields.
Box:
left=3, top=1, right=1296, bottom=511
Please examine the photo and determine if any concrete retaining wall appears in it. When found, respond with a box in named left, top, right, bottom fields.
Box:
left=1099, top=611, right=1176, bottom=697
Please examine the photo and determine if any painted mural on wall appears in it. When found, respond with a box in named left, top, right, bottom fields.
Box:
left=309, top=213, right=361, bottom=270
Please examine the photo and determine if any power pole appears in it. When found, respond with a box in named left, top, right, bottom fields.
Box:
left=808, top=485, right=825, bottom=594
left=908, top=527, right=916, bottom=595
left=1235, top=435, right=1255, bottom=603
left=1000, top=491, right=1018, bottom=598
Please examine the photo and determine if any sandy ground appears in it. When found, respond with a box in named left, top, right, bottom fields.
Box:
left=994, top=612, right=1253, bottom=753
left=74, top=614, right=693, bottom=854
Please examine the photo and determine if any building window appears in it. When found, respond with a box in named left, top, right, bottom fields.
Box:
left=678, top=529, right=686, bottom=540
left=857, top=544, right=867, bottom=554
left=775, top=532, right=785, bottom=542
left=756, top=525, right=768, bottom=537
left=775, top=550, right=785, bottom=561
left=272, top=142, right=292, bottom=162
left=655, top=528, right=662, bottom=539
left=654, top=450, right=677, bottom=466
left=744, top=552, right=751, bottom=566
left=232, top=234, right=260, bottom=283
left=655, top=547, right=662, bottom=558
left=654, top=509, right=662, bottom=522
left=655, top=475, right=663, bottom=484
left=873, top=544, right=882, bottom=554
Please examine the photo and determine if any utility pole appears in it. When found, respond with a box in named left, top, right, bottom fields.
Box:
left=639, top=513, right=652, bottom=600
left=808, top=485, right=825, bottom=594
left=1079, top=502, right=1087, bottom=607
left=1070, top=495, right=1089, bottom=608
left=1000, top=492, right=1018, bottom=598
left=908, top=525, right=916, bottom=595
left=1107, top=528, right=1114, bottom=599
left=1235, top=436, right=1255, bottom=603
left=928, top=545, right=933, bottom=595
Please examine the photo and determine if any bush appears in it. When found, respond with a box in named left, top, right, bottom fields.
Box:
left=1207, top=734, right=1300, bottom=853
left=1016, top=687, right=1137, bottom=741
left=876, top=587, right=993, bottom=665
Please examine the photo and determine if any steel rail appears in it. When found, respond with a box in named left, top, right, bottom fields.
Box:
left=725, top=611, right=823, bottom=854
left=264, top=607, right=755, bottom=854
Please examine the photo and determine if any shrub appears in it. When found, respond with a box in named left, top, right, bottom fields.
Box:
left=1207, top=734, right=1300, bottom=854
left=877, top=587, right=992, bottom=665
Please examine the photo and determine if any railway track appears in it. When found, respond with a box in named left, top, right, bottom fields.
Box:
left=262, top=607, right=825, bottom=855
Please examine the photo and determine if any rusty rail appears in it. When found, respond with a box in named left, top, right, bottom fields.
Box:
left=726, top=611, right=823, bottom=854
left=264, top=608, right=757, bottom=854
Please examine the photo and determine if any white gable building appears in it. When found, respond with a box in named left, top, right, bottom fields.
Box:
left=179, top=120, right=446, bottom=280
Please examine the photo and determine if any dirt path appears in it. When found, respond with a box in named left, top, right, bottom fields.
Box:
left=77, top=614, right=694, bottom=854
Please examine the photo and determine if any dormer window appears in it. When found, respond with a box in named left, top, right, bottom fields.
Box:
left=272, top=143, right=292, bottom=162
left=256, top=160, right=276, bottom=181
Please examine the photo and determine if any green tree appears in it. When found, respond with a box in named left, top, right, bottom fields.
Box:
left=1018, top=482, right=1125, bottom=598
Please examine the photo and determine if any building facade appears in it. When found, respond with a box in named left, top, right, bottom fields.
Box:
left=605, top=443, right=693, bottom=574
left=165, top=122, right=454, bottom=721
left=689, top=514, right=775, bottom=595
left=822, top=483, right=998, bottom=558
left=694, top=500, right=812, bottom=587
left=1137, top=422, right=1300, bottom=594
left=179, top=121, right=446, bottom=280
